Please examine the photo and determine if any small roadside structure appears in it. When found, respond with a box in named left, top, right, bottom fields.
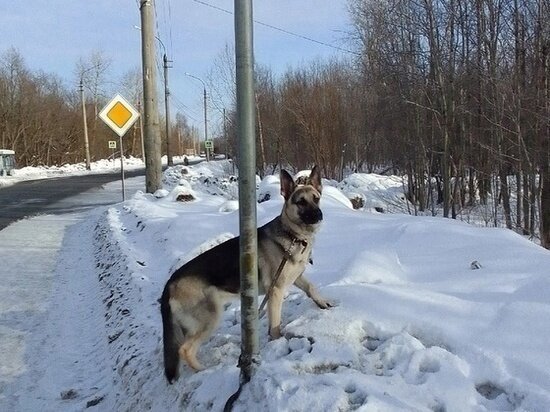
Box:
left=0, top=149, right=16, bottom=176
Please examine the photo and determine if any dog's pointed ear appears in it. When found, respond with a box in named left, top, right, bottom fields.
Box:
left=280, top=170, right=296, bottom=201
left=309, top=165, right=322, bottom=194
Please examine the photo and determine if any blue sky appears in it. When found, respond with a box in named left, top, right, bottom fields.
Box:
left=1, top=0, right=353, bottom=136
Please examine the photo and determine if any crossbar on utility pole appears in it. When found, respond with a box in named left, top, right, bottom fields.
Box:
left=235, top=0, right=259, bottom=385
left=140, top=0, right=162, bottom=193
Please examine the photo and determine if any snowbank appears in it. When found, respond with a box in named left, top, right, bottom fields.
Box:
left=89, top=161, right=550, bottom=411
left=338, top=173, right=408, bottom=213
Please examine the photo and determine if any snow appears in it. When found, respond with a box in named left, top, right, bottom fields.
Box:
left=0, top=157, right=140, bottom=188
left=0, top=155, right=203, bottom=188
left=338, top=172, right=407, bottom=213
left=1, top=159, right=550, bottom=411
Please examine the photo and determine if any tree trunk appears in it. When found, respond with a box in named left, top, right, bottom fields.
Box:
left=540, top=37, right=550, bottom=247
left=523, top=173, right=530, bottom=235
left=499, top=168, right=513, bottom=229
left=255, top=94, right=267, bottom=176
left=541, top=167, right=550, bottom=248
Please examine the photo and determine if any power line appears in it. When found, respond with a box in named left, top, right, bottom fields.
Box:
left=191, top=0, right=360, bottom=56
left=154, top=55, right=164, bottom=82
left=153, top=0, right=168, bottom=63
left=157, top=0, right=174, bottom=57
left=153, top=0, right=161, bottom=44
left=172, top=103, right=199, bottom=123
left=171, top=95, right=201, bottom=122
left=171, top=94, right=198, bottom=114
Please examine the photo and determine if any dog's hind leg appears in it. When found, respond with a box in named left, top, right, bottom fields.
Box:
left=178, top=288, right=223, bottom=371
left=161, top=287, right=183, bottom=383
left=179, top=341, right=204, bottom=371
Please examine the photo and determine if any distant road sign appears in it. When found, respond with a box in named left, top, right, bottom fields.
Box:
left=205, top=140, right=214, bottom=150
left=108, top=141, right=117, bottom=149
left=99, top=94, right=140, bottom=137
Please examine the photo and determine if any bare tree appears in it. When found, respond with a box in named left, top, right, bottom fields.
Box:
left=74, top=50, right=112, bottom=159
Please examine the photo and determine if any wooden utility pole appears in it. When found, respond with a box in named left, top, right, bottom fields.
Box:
left=140, top=0, right=162, bottom=193
left=163, top=53, right=173, bottom=166
left=79, top=80, right=91, bottom=170
left=203, top=86, right=210, bottom=161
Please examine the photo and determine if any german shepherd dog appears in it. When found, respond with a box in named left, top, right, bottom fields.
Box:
left=160, top=166, right=332, bottom=383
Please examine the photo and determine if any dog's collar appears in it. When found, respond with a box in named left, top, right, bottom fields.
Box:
left=258, top=232, right=309, bottom=317
left=283, top=235, right=308, bottom=257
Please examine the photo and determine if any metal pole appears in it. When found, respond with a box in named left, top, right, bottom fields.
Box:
left=163, top=53, right=173, bottom=166
left=79, top=80, right=91, bottom=170
left=140, top=0, right=162, bottom=193
left=185, top=73, right=210, bottom=162
left=235, top=0, right=259, bottom=384
left=119, top=134, right=126, bottom=201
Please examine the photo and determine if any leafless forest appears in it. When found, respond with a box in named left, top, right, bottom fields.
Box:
left=0, top=50, right=197, bottom=167
left=1, top=0, right=549, bottom=246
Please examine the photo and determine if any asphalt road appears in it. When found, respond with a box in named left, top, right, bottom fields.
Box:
left=0, top=168, right=146, bottom=231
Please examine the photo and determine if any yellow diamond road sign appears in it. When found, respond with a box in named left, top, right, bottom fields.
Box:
left=99, top=94, right=140, bottom=137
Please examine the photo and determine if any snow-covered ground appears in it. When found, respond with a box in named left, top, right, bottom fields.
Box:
left=1, top=159, right=550, bottom=411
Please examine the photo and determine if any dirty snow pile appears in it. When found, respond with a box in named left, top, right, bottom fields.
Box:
left=0, top=157, right=145, bottom=187
left=0, top=155, right=199, bottom=188
left=338, top=173, right=408, bottom=213
left=87, top=160, right=550, bottom=411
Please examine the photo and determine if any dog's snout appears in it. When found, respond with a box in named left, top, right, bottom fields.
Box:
left=301, top=207, right=323, bottom=224
left=314, top=208, right=323, bottom=221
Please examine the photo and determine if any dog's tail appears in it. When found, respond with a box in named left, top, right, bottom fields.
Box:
left=161, top=284, right=180, bottom=383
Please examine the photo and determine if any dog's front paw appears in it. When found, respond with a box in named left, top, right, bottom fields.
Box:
left=314, top=298, right=335, bottom=309
left=269, top=326, right=282, bottom=340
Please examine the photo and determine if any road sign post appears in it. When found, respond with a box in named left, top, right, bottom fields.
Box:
left=205, top=139, right=214, bottom=157
left=99, top=94, right=140, bottom=201
left=108, top=140, right=117, bottom=163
